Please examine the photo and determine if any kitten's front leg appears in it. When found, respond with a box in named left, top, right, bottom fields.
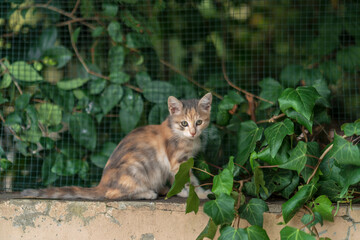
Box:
left=176, top=171, right=211, bottom=199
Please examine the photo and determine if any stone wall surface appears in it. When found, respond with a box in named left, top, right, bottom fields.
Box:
left=0, top=195, right=359, bottom=240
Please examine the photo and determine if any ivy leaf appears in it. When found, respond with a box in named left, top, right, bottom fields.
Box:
left=0, top=158, right=12, bottom=171
left=261, top=169, right=292, bottom=200
left=280, top=226, right=316, bottom=240
left=279, top=142, right=308, bottom=175
left=278, top=87, right=321, bottom=121
left=109, top=46, right=125, bottom=72
left=52, top=157, right=82, bottom=177
left=336, top=46, right=360, bottom=71
left=282, top=183, right=318, bottom=223
left=312, top=195, right=334, bottom=222
left=90, top=78, right=107, bottom=95
left=57, top=78, right=89, bottom=90
left=219, top=226, right=248, bottom=240
left=284, top=109, right=313, bottom=134
left=110, top=71, right=130, bottom=84
left=236, top=121, right=263, bottom=165
left=142, top=81, right=177, bottom=104
left=319, top=61, right=341, bottom=84
left=327, top=133, right=360, bottom=166
left=69, top=113, right=97, bottom=150
left=341, top=120, right=360, bottom=136
left=148, top=103, right=168, bottom=124
left=301, top=212, right=323, bottom=229
left=9, top=61, right=43, bottom=82
left=186, top=184, right=200, bottom=214
left=281, top=174, right=300, bottom=199
left=135, top=71, right=152, bottom=89
left=42, top=46, right=72, bottom=68
left=239, top=198, right=269, bottom=227
left=280, top=64, right=304, bottom=88
left=338, top=166, right=360, bottom=197
left=246, top=225, right=270, bottom=240
left=107, top=21, right=123, bottom=43
left=166, top=158, right=193, bottom=199
left=258, top=78, right=283, bottom=110
left=100, top=84, right=123, bottom=115
left=38, top=103, right=62, bottom=127
left=0, top=74, right=12, bottom=89
left=264, top=118, right=294, bottom=158
left=42, top=153, right=60, bottom=185
left=15, top=93, right=31, bottom=110
left=119, top=89, right=143, bottom=133
left=203, top=193, right=235, bottom=225
left=212, top=168, right=233, bottom=196
left=196, top=219, right=217, bottom=240
left=254, top=167, right=267, bottom=196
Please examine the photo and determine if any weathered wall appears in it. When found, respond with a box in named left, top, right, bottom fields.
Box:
left=0, top=196, right=359, bottom=240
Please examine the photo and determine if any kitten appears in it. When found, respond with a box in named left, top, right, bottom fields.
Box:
left=21, top=93, right=212, bottom=200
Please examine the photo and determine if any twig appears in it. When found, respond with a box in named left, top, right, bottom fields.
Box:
left=232, top=180, right=245, bottom=229
left=306, top=144, right=334, bottom=184
left=257, top=113, right=286, bottom=124
left=70, top=0, right=81, bottom=16
left=258, top=165, right=279, bottom=169
left=0, top=113, right=22, bottom=141
left=56, top=17, right=99, bottom=27
left=159, top=59, right=223, bottom=100
left=301, top=205, right=317, bottom=230
left=196, top=183, right=213, bottom=188
left=221, top=60, right=274, bottom=104
left=192, top=167, right=215, bottom=177
left=234, top=162, right=251, bottom=176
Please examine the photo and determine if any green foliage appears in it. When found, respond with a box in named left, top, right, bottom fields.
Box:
left=1, top=1, right=360, bottom=239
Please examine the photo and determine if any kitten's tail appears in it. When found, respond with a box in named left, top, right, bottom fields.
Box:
left=21, top=186, right=105, bottom=200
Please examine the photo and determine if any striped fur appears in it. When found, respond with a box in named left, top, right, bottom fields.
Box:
left=21, top=93, right=212, bottom=200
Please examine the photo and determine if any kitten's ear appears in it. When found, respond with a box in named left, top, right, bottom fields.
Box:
left=198, top=93, right=212, bottom=112
left=168, top=96, right=183, bottom=115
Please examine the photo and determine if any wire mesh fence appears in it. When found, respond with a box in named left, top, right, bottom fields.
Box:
left=0, top=0, right=359, bottom=192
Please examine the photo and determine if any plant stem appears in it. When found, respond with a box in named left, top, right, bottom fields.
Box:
left=306, top=144, right=334, bottom=185
left=192, top=167, right=215, bottom=177
left=257, top=113, right=286, bottom=124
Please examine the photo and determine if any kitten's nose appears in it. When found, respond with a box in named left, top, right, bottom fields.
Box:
left=190, top=131, right=196, bottom=137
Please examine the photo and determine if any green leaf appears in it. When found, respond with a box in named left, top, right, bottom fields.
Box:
left=301, top=212, right=323, bottom=229
left=336, top=46, right=360, bottom=71
left=72, top=27, right=81, bottom=44
left=5, top=111, right=22, bottom=126
left=38, top=103, right=62, bottom=127
left=102, top=3, right=118, bottom=17
left=43, top=46, right=72, bottom=68
left=148, top=103, right=168, bottom=125
left=194, top=157, right=211, bottom=181
left=0, top=74, right=12, bottom=89
left=119, top=89, right=143, bottom=133
left=280, top=226, right=315, bottom=240
left=78, top=161, right=89, bottom=180
left=9, top=61, right=43, bottom=82
left=100, top=84, right=123, bottom=115
left=212, top=168, right=233, bottom=196
left=21, top=125, right=42, bottom=143
left=254, top=167, right=267, bottom=196
left=328, top=133, right=360, bottom=166
left=261, top=169, right=292, bottom=200
left=216, top=109, right=230, bottom=126
left=258, top=78, right=283, bottom=110
left=52, top=157, right=82, bottom=177
left=278, top=87, right=321, bottom=121
left=284, top=109, right=313, bottom=134
left=265, top=118, right=294, bottom=158
left=40, top=137, right=55, bottom=150
left=338, top=165, right=360, bottom=197
left=312, top=195, right=334, bottom=222
left=69, top=113, right=97, bottom=150
left=239, top=198, right=269, bottom=227
left=219, top=226, right=248, bottom=240
left=203, top=193, right=235, bottom=225
left=108, top=21, right=123, bottom=43
left=186, top=184, right=200, bottom=214
left=92, top=26, right=104, bottom=37
left=196, top=219, right=217, bottom=240
left=166, top=158, right=194, bottom=199
left=282, top=183, right=318, bottom=223
left=135, top=71, right=152, bottom=89
left=279, top=142, right=308, bottom=175
left=246, top=225, right=270, bottom=240
left=126, top=33, right=151, bottom=48
left=42, top=153, right=60, bottom=185
left=15, top=93, right=31, bottom=110
left=109, top=46, right=125, bottom=72
left=121, top=10, right=143, bottom=33
left=90, top=154, right=108, bottom=168
left=341, top=120, right=360, bottom=136
left=110, top=71, right=130, bottom=84
left=57, top=78, right=89, bottom=90
left=143, top=81, right=177, bottom=103
left=236, top=121, right=263, bottom=165
left=90, top=79, right=107, bottom=95
left=0, top=158, right=12, bottom=171
left=281, top=174, right=300, bottom=199
left=280, top=65, right=304, bottom=88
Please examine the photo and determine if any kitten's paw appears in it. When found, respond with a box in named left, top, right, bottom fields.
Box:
left=196, top=189, right=212, bottom=199
left=177, top=188, right=189, bottom=198
left=133, top=190, right=158, bottom=200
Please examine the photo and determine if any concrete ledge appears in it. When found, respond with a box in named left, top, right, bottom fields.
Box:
left=0, top=194, right=359, bottom=240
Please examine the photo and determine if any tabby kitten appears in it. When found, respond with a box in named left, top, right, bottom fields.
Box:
left=22, top=93, right=212, bottom=200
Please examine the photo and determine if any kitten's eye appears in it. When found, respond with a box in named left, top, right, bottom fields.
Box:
left=196, top=120, right=203, bottom=126
left=181, top=121, right=188, bottom=127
